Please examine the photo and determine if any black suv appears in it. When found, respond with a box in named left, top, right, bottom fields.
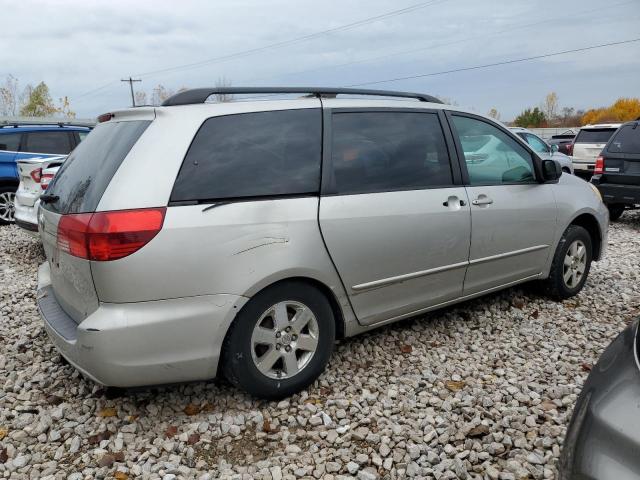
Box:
left=591, top=120, right=640, bottom=221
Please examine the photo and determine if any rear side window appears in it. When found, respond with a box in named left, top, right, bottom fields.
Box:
left=0, top=133, right=21, bottom=151
left=44, top=121, right=150, bottom=214
left=329, top=112, right=453, bottom=195
left=608, top=125, right=640, bottom=154
left=23, top=131, right=72, bottom=154
left=171, top=109, right=321, bottom=202
left=575, top=128, right=617, bottom=144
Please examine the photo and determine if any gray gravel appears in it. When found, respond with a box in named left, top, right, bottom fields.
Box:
left=1, top=212, right=639, bottom=480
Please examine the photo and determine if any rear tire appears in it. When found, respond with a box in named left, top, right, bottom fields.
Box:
left=607, top=203, right=625, bottom=221
left=543, top=225, right=592, bottom=300
left=0, top=186, right=16, bottom=225
left=222, top=281, right=335, bottom=399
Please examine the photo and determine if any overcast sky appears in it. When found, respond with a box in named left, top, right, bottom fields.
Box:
left=3, top=0, right=639, bottom=120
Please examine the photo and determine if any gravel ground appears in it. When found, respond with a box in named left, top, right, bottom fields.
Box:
left=1, top=212, right=639, bottom=480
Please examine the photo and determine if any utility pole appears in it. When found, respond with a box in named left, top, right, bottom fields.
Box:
left=121, top=77, right=141, bottom=107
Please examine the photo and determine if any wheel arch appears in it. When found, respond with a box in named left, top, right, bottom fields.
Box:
left=569, top=213, right=603, bottom=260
left=0, top=177, right=19, bottom=189
left=241, top=276, right=347, bottom=340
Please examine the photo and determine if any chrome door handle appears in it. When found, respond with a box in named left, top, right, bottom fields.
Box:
left=472, top=197, right=493, bottom=206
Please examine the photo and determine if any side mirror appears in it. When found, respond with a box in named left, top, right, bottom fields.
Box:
left=541, top=159, right=562, bottom=182
left=550, top=144, right=559, bottom=154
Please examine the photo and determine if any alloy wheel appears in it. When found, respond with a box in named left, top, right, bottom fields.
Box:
left=0, top=191, right=15, bottom=223
left=563, top=239, right=587, bottom=288
left=250, top=301, right=319, bottom=379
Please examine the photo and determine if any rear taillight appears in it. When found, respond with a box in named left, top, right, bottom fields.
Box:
left=594, top=156, right=604, bottom=174
left=30, top=168, right=42, bottom=183
left=41, top=173, right=54, bottom=190
left=57, top=208, right=166, bottom=261
left=566, top=143, right=574, bottom=156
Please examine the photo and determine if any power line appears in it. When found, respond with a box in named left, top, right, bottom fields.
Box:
left=248, top=0, right=635, bottom=84
left=345, top=38, right=640, bottom=87
left=132, top=0, right=449, bottom=79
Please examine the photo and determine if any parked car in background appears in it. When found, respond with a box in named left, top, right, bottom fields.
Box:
left=548, top=130, right=576, bottom=156
left=591, top=120, right=640, bottom=221
left=14, top=157, right=65, bottom=233
left=510, top=127, right=574, bottom=174
left=559, top=319, right=640, bottom=479
left=36, top=87, right=608, bottom=399
left=570, top=123, right=622, bottom=176
left=0, top=122, right=90, bottom=224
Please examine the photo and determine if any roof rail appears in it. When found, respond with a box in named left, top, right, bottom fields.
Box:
left=161, top=87, right=442, bottom=107
left=0, top=116, right=95, bottom=128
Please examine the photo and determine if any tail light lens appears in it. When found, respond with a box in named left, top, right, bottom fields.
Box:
left=594, top=156, right=604, bottom=174
left=41, top=173, right=54, bottom=190
left=57, top=208, right=166, bottom=261
left=30, top=168, right=42, bottom=183
left=566, top=143, right=574, bottom=156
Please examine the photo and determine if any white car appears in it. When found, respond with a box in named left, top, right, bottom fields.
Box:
left=509, top=127, right=574, bottom=174
left=570, top=123, right=622, bottom=174
left=14, top=156, right=65, bottom=234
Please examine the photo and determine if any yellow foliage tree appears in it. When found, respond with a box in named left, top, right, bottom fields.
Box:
left=581, top=98, right=640, bottom=125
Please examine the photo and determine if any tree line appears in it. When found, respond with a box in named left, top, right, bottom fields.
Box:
left=506, top=92, right=640, bottom=128
left=0, top=75, right=75, bottom=118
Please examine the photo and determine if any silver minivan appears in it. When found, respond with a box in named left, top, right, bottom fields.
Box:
left=36, top=88, right=609, bottom=398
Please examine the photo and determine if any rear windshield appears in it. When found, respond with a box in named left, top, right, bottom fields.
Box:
left=608, top=124, right=640, bottom=154
left=575, top=128, right=617, bottom=144
left=44, top=120, right=150, bottom=214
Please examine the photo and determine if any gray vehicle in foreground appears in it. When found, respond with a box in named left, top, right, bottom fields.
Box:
left=559, top=320, right=640, bottom=479
left=36, top=87, right=609, bottom=398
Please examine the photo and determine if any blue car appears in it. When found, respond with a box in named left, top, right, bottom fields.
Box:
left=0, top=123, right=91, bottom=223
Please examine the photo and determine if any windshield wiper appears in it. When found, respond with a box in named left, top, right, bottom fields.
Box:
left=40, top=194, right=59, bottom=204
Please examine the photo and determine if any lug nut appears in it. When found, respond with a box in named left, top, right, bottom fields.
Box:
left=285, top=346, right=292, bottom=352
left=292, top=334, right=297, bottom=341
left=276, top=344, right=281, bottom=350
left=285, top=327, right=291, bottom=333
left=275, top=332, right=281, bottom=338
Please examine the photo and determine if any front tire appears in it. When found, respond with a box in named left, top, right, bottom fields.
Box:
left=0, top=186, right=16, bottom=225
left=222, top=281, right=335, bottom=399
left=543, top=225, right=592, bottom=300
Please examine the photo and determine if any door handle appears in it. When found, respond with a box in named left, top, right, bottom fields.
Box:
left=472, top=197, right=493, bottom=206
left=443, top=197, right=467, bottom=207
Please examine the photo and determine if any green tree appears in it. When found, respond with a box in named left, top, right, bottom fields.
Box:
left=514, top=107, right=546, bottom=128
left=19, top=81, right=57, bottom=117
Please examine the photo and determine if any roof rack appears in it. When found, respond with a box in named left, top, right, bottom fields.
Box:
left=161, top=87, right=442, bottom=107
left=0, top=117, right=95, bottom=128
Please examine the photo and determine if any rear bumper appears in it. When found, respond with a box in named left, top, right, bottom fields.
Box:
left=37, top=262, right=248, bottom=387
left=14, top=197, right=38, bottom=235
left=592, top=178, right=640, bottom=205
left=558, top=320, right=640, bottom=479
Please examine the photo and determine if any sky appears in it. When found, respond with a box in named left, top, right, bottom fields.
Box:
left=2, top=0, right=639, bottom=120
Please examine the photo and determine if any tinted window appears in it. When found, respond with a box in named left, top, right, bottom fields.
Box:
left=330, top=112, right=452, bottom=195
left=171, top=109, right=321, bottom=202
left=452, top=115, right=535, bottom=185
left=78, top=131, right=89, bottom=142
left=45, top=121, right=150, bottom=214
left=0, top=133, right=21, bottom=151
left=24, top=131, right=72, bottom=154
left=525, top=133, right=550, bottom=154
left=608, top=125, right=640, bottom=154
left=575, top=128, right=617, bottom=144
